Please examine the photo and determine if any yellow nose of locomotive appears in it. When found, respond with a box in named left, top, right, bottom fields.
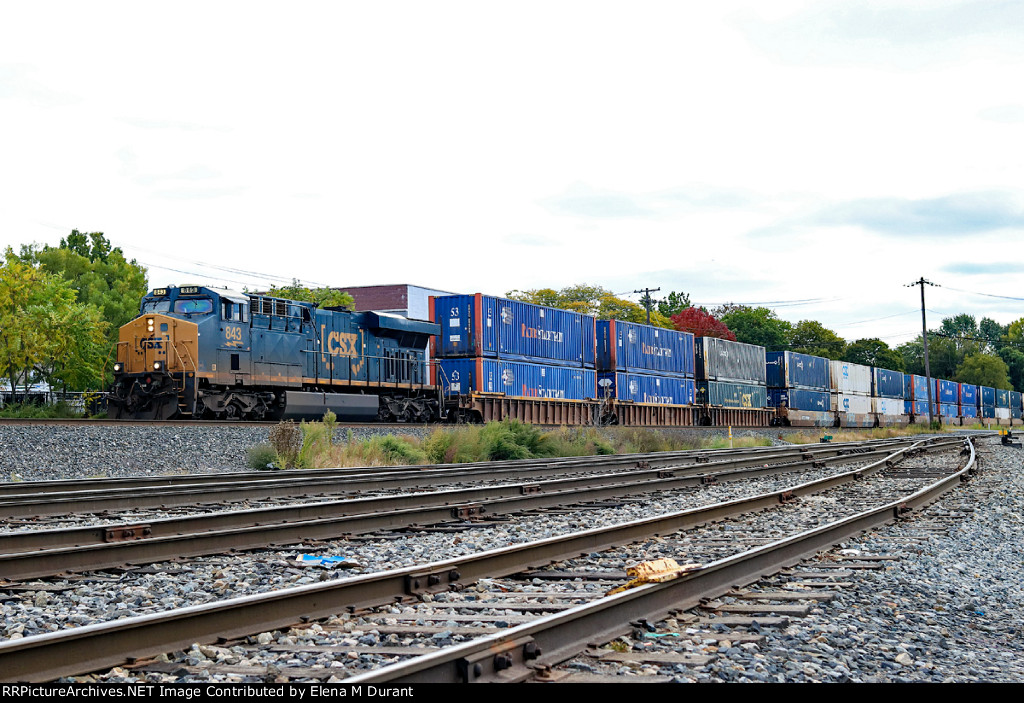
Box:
left=115, top=314, right=199, bottom=374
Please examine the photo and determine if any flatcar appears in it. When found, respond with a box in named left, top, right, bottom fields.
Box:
left=108, top=285, right=440, bottom=421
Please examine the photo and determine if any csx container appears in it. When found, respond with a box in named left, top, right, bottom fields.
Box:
left=697, top=381, right=768, bottom=408
left=872, top=368, right=904, bottom=399
left=935, top=379, right=958, bottom=404
left=695, top=338, right=766, bottom=384
left=598, top=372, right=695, bottom=406
left=959, top=383, right=978, bottom=406
left=830, top=360, right=871, bottom=395
left=436, top=358, right=595, bottom=401
left=768, top=388, right=830, bottom=411
left=765, top=351, right=830, bottom=390
left=432, top=294, right=596, bottom=367
left=596, top=320, right=694, bottom=377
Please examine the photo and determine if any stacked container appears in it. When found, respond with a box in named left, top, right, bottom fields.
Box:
left=831, top=360, right=872, bottom=426
left=694, top=337, right=767, bottom=409
left=935, top=378, right=960, bottom=425
left=903, top=374, right=931, bottom=419
left=980, top=386, right=996, bottom=420
left=996, top=388, right=1011, bottom=425
left=765, top=351, right=832, bottom=426
left=596, top=320, right=695, bottom=407
left=872, top=367, right=906, bottom=425
left=959, top=383, right=978, bottom=422
left=431, top=294, right=597, bottom=401
left=1012, top=391, right=1023, bottom=423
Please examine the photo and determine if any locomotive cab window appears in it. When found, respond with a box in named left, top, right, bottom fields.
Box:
left=174, top=298, right=214, bottom=315
left=141, top=300, right=171, bottom=313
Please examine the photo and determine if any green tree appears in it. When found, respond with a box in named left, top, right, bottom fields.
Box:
left=265, top=280, right=355, bottom=310
left=657, top=290, right=691, bottom=318
left=23, top=231, right=148, bottom=351
left=787, top=320, right=846, bottom=359
left=843, top=338, right=905, bottom=371
left=979, top=317, right=1007, bottom=352
left=719, top=306, right=791, bottom=351
left=0, top=249, right=107, bottom=396
left=997, top=347, right=1024, bottom=392
left=507, top=284, right=674, bottom=328
left=956, top=352, right=1012, bottom=390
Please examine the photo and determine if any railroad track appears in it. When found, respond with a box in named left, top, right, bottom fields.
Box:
left=0, top=435, right=983, bottom=682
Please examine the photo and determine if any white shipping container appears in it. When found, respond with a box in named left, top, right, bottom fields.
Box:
left=830, top=360, right=872, bottom=394
left=831, top=392, right=872, bottom=414
left=872, top=397, right=904, bottom=415
left=996, top=407, right=1011, bottom=420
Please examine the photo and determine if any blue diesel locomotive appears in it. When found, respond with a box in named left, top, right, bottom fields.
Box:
left=108, top=285, right=439, bottom=421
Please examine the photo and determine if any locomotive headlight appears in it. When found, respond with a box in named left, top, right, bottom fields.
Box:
left=146, top=317, right=155, bottom=332
left=153, top=361, right=162, bottom=371
left=113, top=363, right=123, bottom=373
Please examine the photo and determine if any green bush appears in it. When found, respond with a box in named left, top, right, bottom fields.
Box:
left=246, top=443, right=280, bottom=470
left=368, top=435, right=428, bottom=465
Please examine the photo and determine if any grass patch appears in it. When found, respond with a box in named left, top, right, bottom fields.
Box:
left=0, top=401, right=85, bottom=419
left=263, top=418, right=781, bottom=469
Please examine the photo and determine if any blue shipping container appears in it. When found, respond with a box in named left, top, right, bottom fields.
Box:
left=1012, top=391, right=1022, bottom=411
left=940, top=403, right=958, bottom=418
left=903, top=374, right=929, bottom=401
left=982, top=405, right=996, bottom=419
left=872, top=368, right=904, bottom=399
left=997, top=388, right=1011, bottom=408
left=981, top=386, right=996, bottom=406
left=697, top=381, right=768, bottom=408
left=768, top=388, right=831, bottom=411
left=959, top=383, right=977, bottom=406
left=961, top=404, right=978, bottom=419
left=437, top=358, right=595, bottom=400
left=596, top=320, right=694, bottom=377
left=765, top=351, right=830, bottom=390
left=432, top=294, right=596, bottom=367
left=935, top=379, right=958, bottom=404
left=905, top=400, right=929, bottom=415
left=598, top=372, right=694, bottom=406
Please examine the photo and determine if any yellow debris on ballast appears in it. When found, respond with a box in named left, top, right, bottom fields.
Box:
left=606, top=558, right=703, bottom=596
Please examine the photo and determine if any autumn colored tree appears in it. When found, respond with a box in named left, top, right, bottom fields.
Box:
left=670, top=307, right=736, bottom=340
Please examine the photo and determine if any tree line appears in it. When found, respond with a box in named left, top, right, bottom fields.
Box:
left=508, top=284, right=1023, bottom=392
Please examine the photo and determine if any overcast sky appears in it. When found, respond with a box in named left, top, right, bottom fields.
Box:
left=3, top=1, right=1023, bottom=347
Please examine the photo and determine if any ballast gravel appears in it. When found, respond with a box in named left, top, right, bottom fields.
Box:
left=0, top=429, right=1020, bottom=683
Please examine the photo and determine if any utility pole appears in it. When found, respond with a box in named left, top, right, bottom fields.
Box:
left=905, top=278, right=938, bottom=426
left=633, top=287, right=661, bottom=325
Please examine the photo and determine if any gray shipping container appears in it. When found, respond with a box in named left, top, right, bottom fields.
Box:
left=695, top=337, right=766, bottom=384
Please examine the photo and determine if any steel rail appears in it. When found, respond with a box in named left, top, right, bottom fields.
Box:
left=0, top=441, right=931, bottom=580
left=0, top=438, right=932, bottom=519
left=0, top=437, right=921, bottom=498
left=0, top=437, right=965, bottom=682
left=349, top=437, right=979, bottom=683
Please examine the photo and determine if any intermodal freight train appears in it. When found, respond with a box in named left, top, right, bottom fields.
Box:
left=109, top=286, right=1019, bottom=427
